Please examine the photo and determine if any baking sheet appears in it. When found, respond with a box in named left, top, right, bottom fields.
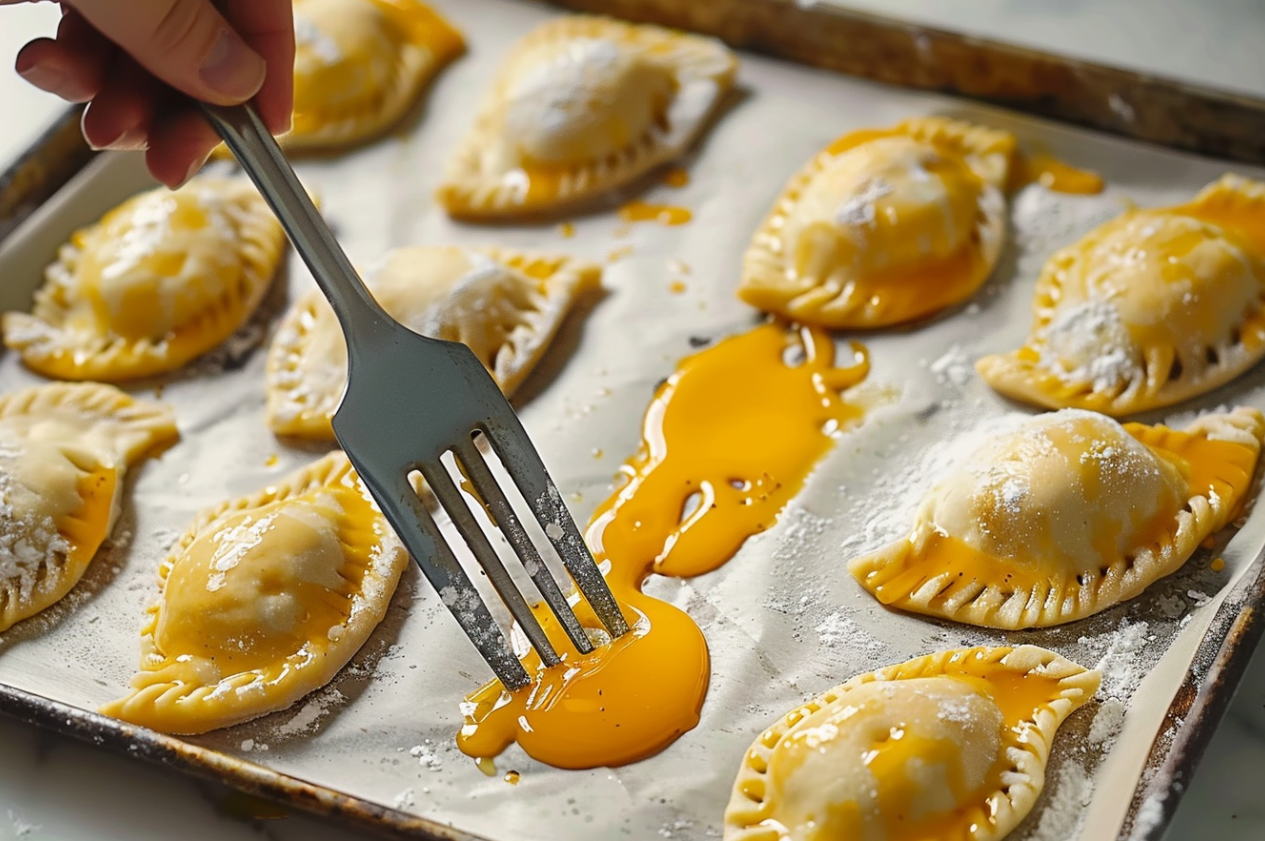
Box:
left=2, top=1, right=1265, bottom=838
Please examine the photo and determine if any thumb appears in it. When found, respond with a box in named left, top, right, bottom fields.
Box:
left=69, top=0, right=266, bottom=103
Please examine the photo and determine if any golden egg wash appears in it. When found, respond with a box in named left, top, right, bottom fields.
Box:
left=738, top=117, right=1014, bottom=330
left=457, top=322, right=870, bottom=769
left=723, top=646, right=1102, bottom=841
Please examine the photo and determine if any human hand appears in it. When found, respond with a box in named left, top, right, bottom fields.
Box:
left=9, top=0, right=294, bottom=188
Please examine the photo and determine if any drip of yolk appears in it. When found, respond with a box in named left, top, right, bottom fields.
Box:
left=265, top=453, right=279, bottom=467
left=607, top=245, right=634, bottom=263
left=669, top=280, right=687, bottom=294
left=1126, top=422, right=1260, bottom=519
left=592, top=322, right=869, bottom=579
left=618, top=201, right=693, bottom=226
left=1211, top=557, right=1226, bottom=572
left=65, top=465, right=119, bottom=565
left=558, top=222, right=575, bottom=238
left=1009, top=152, right=1104, bottom=195
left=457, top=322, right=870, bottom=769
left=662, top=168, right=690, bottom=188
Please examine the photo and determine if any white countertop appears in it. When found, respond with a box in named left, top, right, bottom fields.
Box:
left=2, top=3, right=1265, bottom=839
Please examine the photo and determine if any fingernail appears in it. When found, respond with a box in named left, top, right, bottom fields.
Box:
left=199, top=28, right=266, bottom=100
left=85, top=123, right=146, bottom=152
left=107, top=127, right=148, bottom=151
left=178, top=154, right=209, bottom=188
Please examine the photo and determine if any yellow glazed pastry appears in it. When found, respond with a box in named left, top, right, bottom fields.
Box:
left=436, top=15, right=737, bottom=218
left=0, top=383, right=178, bottom=632
left=266, top=245, right=600, bottom=439
left=724, top=645, right=1100, bottom=841
left=286, top=0, right=463, bottom=151
left=739, top=117, right=1014, bottom=328
left=977, top=175, right=1265, bottom=415
left=2, top=177, right=284, bottom=381
left=101, top=451, right=408, bottom=734
left=849, top=407, right=1264, bottom=628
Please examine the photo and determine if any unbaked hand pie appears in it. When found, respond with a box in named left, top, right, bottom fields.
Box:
left=266, top=245, right=600, bottom=439
left=738, top=117, right=1014, bottom=329
left=285, top=0, right=463, bottom=151
left=849, top=407, right=1264, bottom=629
left=2, top=177, right=284, bottom=381
left=100, top=451, right=408, bottom=734
left=0, top=383, right=178, bottom=633
left=977, top=174, right=1265, bottom=415
left=436, top=15, right=737, bottom=218
left=724, top=645, right=1100, bottom=841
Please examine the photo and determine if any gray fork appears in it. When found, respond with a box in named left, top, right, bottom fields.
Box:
left=199, top=102, right=628, bottom=690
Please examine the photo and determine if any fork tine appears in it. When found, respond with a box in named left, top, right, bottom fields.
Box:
left=453, top=437, right=595, bottom=654
left=420, top=460, right=564, bottom=670
left=345, top=452, right=533, bottom=690
left=480, top=418, right=631, bottom=638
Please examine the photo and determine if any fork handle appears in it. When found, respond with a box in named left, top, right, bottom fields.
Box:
left=198, top=101, right=392, bottom=343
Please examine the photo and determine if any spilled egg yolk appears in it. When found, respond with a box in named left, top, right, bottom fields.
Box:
left=592, top=323, right=869, bottom=579
left=618, top=201, right=693, bottom=226
left=457, top=322, right=870, bottom=769
left=1009, top=151, right=1104, bottom=195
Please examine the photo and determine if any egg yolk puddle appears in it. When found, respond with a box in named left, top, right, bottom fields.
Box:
left=1009, top=151, right=1105, bottom=195
left=457, top=322, right=870, bottom=769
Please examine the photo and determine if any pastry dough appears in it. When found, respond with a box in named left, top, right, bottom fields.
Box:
left=100, top=451, right=408, bottom=734
left=0, top=383, right=178, bottom=632
left=738, top=117, right=1014, bottom=328
left=724, top=645, right=1100, bottom=841
left=286, top=0, right=463, bottom=151
left=2, top=177, right=284, bottom=381
left=849, top=407, right=1265, bottom=628
left=977, top=175, right=1265, bottom=415
left=266, top=246, right=600, bottom=439
left=436, top=15, right=737, bottom=218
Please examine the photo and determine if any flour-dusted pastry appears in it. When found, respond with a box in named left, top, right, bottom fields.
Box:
left=100, top=451, right=408, bottom=734
left=849, top=407, right=1264, bottom=629
left=266, top=245, right=600, bottom=439
left=286, top=0, right=463, bottom=151
left=724, top=645, right=1100, bottom=841
left=436, top=15, right=737, bottom=218
left=978, top=175, right=1265, bottom=415
left=739, top=117, right=1014, bottom=329
left=0, top=383, right=178, bottom=633
left=2, top=177, right=284, bottom=381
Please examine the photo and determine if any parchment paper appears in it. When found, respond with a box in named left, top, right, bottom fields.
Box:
left=2, top=1, right=1265, bottom=838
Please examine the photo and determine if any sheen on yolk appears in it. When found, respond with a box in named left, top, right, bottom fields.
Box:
left=457, top=322, right=870, bottom=769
